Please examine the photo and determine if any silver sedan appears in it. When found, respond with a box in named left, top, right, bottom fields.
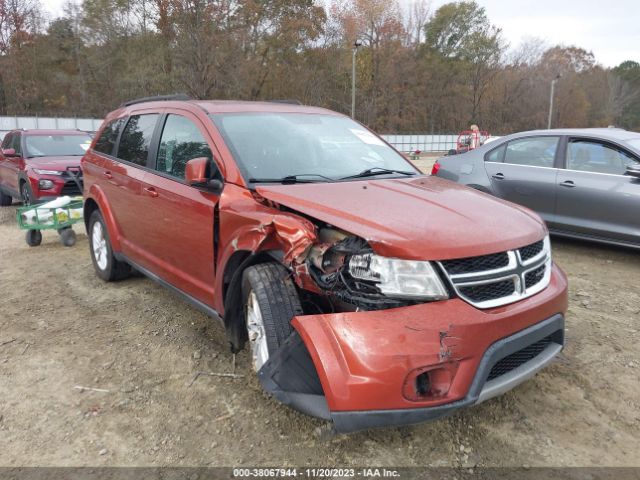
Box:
left=434, top=128, right=640, bottom=249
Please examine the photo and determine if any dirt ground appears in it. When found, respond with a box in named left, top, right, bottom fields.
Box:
left=0, top=197, right=639, bottom=468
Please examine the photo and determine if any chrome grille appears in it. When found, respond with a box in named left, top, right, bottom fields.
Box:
left=438, top=236, right=552, bottom=309
left=519, top=240, right=544, bottom=262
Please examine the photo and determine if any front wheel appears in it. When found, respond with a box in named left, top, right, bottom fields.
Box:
left=20, top=182, right=33, bottom=206
left=242, top=263, right=303, bottom=372
left=88, top=210, right=131, bottom=281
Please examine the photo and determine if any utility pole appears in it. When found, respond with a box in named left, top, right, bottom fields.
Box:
left=351, top=39, right=363, bottom=119
left=547, top=74, right=561, bottom=129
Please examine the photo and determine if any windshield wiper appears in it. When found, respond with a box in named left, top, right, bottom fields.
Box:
left=339, top=167, right=417, bottom=180
left=249, top=174, right=334, bottom=184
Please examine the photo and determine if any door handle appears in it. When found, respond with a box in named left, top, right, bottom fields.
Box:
left=492, top=173, right=505, bottom=180
left=144, top=186, right=159, bottom=198
left=103, top=171, right=113, bottom=179
left=560, top=180, right=576, bottom=188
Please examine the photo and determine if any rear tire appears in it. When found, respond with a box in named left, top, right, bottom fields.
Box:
left=242, top=262, right=303, bottom=372
left=25, top=230, right=42, bottom=247
left=0, top=189, right=12, bottom=206
left=88, top=210, right=131, bottom=281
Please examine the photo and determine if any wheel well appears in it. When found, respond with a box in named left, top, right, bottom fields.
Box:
left=222, top=249, right=288, bottom=352
left=83, top=198, right=99, bottom=233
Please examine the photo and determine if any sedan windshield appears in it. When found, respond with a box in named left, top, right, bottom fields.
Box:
left=210, top=113, right=417, bottom=183
left=25, top=134, right=92, bottom=157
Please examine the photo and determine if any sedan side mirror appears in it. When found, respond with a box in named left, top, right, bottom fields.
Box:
left=185, top=157, right=223, bottom=192
left=626, top=164, right=640, bottom=179
left=2, top=148, right=16, bottom=157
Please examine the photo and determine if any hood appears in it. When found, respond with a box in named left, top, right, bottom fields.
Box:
left=27, top=156, right=82, bottom=171
left=256, top=176, right=547, bottom=260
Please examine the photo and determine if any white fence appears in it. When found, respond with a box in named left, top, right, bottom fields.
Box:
left=381, top=134, right=458, bottom=153
left=0, top=116, right=456, bottom=152
left=0, top=116, right=103, bottom=137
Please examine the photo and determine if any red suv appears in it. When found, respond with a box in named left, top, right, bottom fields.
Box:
left=0, top=129, right=91, bottom=206
left=82, top=96, right=568, bottom=432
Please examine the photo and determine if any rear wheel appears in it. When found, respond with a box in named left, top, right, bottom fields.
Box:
left=0, top=189, right=12, bottom=206
left=242, top=263, right=303, bottom=372
left=88, top=210, right=131, bottom=281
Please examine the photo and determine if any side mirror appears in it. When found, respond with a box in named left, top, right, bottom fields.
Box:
left=626, top=164, right=640, bottom=179
left=2, top=148, right=16, bottom=157
left=185, top=157, right=223, bottom=192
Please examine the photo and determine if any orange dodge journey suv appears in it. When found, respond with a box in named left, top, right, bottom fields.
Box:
left=82, top=95, right=568, bottom=432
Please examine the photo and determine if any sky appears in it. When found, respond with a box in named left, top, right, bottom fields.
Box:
left=40, top=0, right=639, bottom=68
left=429, top=0, right=640, bottom=68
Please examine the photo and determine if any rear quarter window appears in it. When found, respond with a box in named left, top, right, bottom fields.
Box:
left=116, top=114, right=159, bottom=167
left=94, top=118, right=124, bottom=156
left=484, top=144, right=505, bottom=162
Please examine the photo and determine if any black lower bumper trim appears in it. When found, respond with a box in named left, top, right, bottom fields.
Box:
left=330, top=313, right=565, bottom=433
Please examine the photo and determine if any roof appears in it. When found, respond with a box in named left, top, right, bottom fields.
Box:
left=193, top=100, right=337, bottom=115
left=108, top=98, right=339, bottom=119
left=12, top=129, right=91, bottom=136
left=502, top=128, right=640, bottom=142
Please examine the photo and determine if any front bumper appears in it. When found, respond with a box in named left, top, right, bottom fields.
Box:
left=259, top=263, right=568, bottom=432
left=330, top=313, right=564, bottom=432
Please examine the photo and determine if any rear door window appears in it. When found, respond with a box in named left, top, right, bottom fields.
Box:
left=116, top=114, right=159, bottom=167
left=566, top=139, right=638, bottom=175
left=154, top=115, right=212, bottom=180
left=503, top=136, right=559, bottom=168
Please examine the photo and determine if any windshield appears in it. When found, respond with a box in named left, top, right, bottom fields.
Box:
left=25, top=134, right=92, bottom=157
left=210, top=113, right=417, bottom=182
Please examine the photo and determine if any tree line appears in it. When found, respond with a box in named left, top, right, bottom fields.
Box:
left=0, top=0, right=639, bottom=134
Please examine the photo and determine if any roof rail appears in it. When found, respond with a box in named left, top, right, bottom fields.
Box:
left=120, top=94, right=192, bottom=107
left=269, top=99, right=302, bottom=105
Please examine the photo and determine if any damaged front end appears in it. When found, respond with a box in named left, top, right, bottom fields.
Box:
left=226, top=196, right=567, bottom=433
left=302, top=226, right=450, bottom=312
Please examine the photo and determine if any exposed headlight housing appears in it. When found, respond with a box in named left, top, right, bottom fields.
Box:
left=349, top=253, right=449, bottom=300
left=33, top=168, right=64, bottom=176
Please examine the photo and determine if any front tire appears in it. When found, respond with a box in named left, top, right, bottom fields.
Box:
left=88, top=210, right=131, bottom=281
left=242, top=263, right=303, bottom=372
left=20, top=181, right=33, bottom=206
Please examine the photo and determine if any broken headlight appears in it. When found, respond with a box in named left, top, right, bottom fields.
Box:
left=349, top=253, right=449, bottom=300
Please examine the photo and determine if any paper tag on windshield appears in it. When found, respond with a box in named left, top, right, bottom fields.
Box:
left=350, top=129, right=385, bottom=146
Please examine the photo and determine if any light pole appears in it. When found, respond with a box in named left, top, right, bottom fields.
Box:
left=547, top=74, right=561, bottom=129
left=351, top=39, right=363, bottom=119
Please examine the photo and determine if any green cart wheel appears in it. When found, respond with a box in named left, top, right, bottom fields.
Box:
left=26, top=229, right=42, bottom=247
left=59, top=228, right=77, bottom=247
